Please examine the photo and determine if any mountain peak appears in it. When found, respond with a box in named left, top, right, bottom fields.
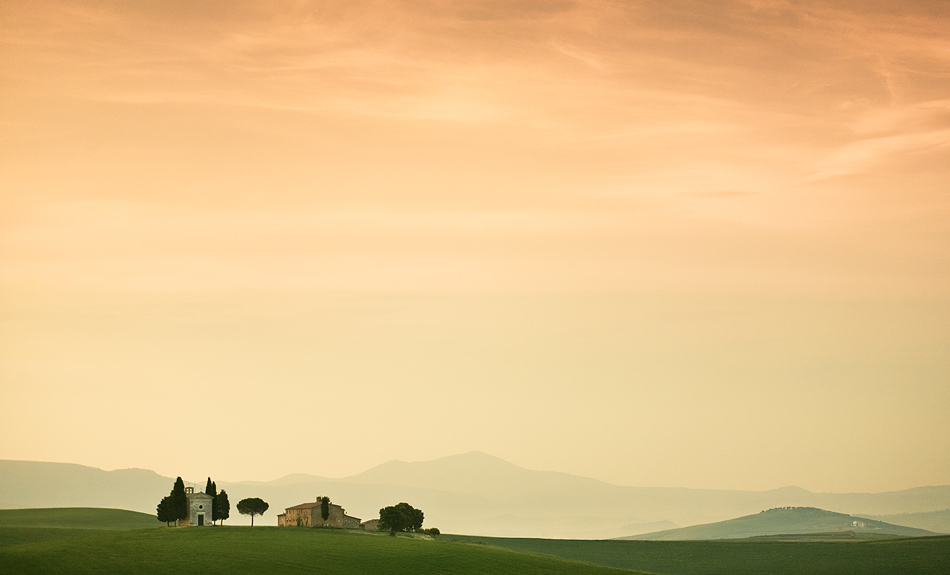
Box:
left=353, top=451, right=522, bottom=477
left=432, top=451, right=523, bottom=468
left=344, top=451, right=538, bottom=494
left=768, top=485, right=810, bottom=493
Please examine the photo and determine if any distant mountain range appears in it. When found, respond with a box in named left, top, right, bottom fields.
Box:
left=617, top=507, right=938, bottom=540
left=2, top=453, right=949, bottom=539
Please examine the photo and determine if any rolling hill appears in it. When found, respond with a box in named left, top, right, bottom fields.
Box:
left=617, top=507, right=937, bottom=540
left=0, top=524, right=641, bottom=575
left=2, top=508, right=947, bottom=575
left=0, top=508, right=158, bottom=530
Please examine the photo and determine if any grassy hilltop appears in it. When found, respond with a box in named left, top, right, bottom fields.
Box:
left=618, top=507, right=937, bottom=540
left=0, top=508, right=159, bottom=531
left=3, top=507, right=949, bottom=575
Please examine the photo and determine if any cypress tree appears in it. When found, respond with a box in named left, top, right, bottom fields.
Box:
left=321, top=496, right=330, bottom=526
left=207, top=480, right=219, bottom=524
left=216, top=489, right=230, bottom=524
left=171, top=477, right=188, bottom=525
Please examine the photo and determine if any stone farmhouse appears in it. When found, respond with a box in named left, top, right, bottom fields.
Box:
left=180, top=486, right=214, bottom=527
left=359, top=518, right=380, bottom=532
left=277, top=498, right=361, bottom=529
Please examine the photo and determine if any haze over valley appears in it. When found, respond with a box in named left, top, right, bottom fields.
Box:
left=3, top=452, right=949, bottom=539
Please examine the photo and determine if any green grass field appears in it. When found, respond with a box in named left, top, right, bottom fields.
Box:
left=0, top=508, right=159, bottom=530
left=4, top=508, right=949, bottom=574
left=0, top=521, right=638, bottom=575
left=452, top=534, right=950, bottom=575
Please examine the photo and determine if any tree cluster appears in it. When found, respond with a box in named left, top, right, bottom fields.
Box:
left=155, top=476, right=230, bottom=526
left=205, top=477, right=230, bottom=525
left=378, top=502, right=424, bottom=536
left=156, top=477, right=189, bottom=526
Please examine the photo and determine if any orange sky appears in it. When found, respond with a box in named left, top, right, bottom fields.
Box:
left=1, top=0, right=949, bottom=491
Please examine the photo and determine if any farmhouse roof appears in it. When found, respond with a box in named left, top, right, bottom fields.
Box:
left=285, top=501, right=340, bottom=511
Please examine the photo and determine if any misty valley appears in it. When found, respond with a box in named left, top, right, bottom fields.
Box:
left=2, top=454, right=949, bottom=574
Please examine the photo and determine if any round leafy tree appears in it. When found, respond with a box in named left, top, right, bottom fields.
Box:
left=156, top=496, right=175, bottom=526
left=237, top=497, right=269, bottom=526
left=378, top=502, right=424, bottom=536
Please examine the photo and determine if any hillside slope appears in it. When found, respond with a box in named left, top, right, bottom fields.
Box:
left=618, top=507, right=937, bottom=540
left=0, top=526, right=638, bottom=575
left=454, top=534, right=950, bottom=575
left=0, top=508, right=158, bottom=530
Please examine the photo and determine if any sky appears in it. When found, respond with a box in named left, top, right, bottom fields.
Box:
left=1, top=0, right=949, bottom=493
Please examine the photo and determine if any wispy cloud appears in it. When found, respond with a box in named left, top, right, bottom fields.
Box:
left=2, top=0, right=949, bottom=286
left=806, top=100, right=950, bottom=181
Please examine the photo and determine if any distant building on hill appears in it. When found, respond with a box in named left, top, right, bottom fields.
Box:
left=360, top=519, right=379, bottom=532
left=277, top=498, right=361, bottom=529
left=181, top=486, right=213, bottom=527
